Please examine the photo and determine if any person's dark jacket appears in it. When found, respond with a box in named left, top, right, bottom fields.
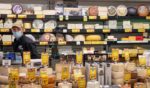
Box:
left=13, top=35, right=39, bottom=59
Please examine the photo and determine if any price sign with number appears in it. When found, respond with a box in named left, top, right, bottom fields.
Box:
left=41, top=52, right=49, bottom=66
left=18, top=15, right=27, bottom=18
left=138, top=29, right=145, bottom=33
left=86, top=29, right=94, bottom=33
left=61, top=66, right=69, bottom=80
left=100, top=15, right=108, bottom=20
left=9, top=68, right=19, bottom=82
left=27, top=68, right=36, bottom=82
left=103, top=29, right=110, bottom=33
left=39, top=42, right=48, bottom=45
left=89, top=67, right=97, bottom=80
left=31, top=29, right=40, bottom=32
left=72, top=29, right=80, bottom=33
left=112, top=49, right=119, bottom=62
left=23, top=52, right=31, bottom=64
left=44, top=28, right=53, bottom=32
left=58, top=41, right=66, bottom=45
left=76, top=51, right=83, bottom=64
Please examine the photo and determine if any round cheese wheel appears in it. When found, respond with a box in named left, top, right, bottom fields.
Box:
left=66, top=35, right=74, bottom=41
left=86, top=35, right=101, bottom=41
left=108, top=6, right=117, bottom=16
left=112, top=71, right=124, bottom=79
left=39, top=33, right=50, bottom=42
left=138, top=5, right=149, bottom=17
left=12, top=4, right=23, bottom=14
left=117, top=5, right=127, bottom=16
left=112, top=63, right=124, bottom=72
left=44, top=20, right=57, bottom=29
left=74, top=35, right=85, bottom=41
left=32, top=20, right=43, bottom=29
left=88, top=6, right=98, bottom=16
left=127, top=7, right=137, bottom=16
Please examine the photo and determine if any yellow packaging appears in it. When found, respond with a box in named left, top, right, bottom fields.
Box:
left=9, top=68, right=19, bottom=82
left=124, top=72, right=131, bottom=82
left=24, top=23, right=31, bottom=29
left=77, top=76, right=86, bottom=88
left=61, top=66, right=70, bottom=80
left=76, top=51, right=83, bottom=64
left=41, top=52, right=49, bottom=66
left=73, top=68, right=82, bottom=81
left=89, top=67, right=97, bottom=80
left=112, top=49, right=119, bottom=62
left=41, top=74, right=49, bottom=86
left=121, top=38, right=129, bottom=41
left=139, top=55, right=146, bottom=66
left=23, top=52, right=31, bottom=64
left=128, top=36, right=136, bottom=41
left=27, top=68, right=36, bottom=82
left=147, top=67, right=150, bottom=77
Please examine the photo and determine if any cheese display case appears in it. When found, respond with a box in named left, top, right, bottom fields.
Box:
left=1, top=0, right=150, bottom=88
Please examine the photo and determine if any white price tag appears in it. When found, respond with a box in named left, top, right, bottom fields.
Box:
left=2, top=60, right=11, bottom=66
left=65, top=15, right=69, bottom=20
left=76, top=41, right=80, bottom=45
left=63, top=29, right=67, bottom=33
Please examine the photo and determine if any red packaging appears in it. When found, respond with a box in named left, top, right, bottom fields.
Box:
left=136, top=36, right=143, bottom=41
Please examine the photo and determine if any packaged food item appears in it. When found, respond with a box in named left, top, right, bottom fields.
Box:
left=117, top=5, right=127, bottom=16
left=32, top=20, right=44, bottom=29
left=12, top=4, right=23, bottom=14
left=138, top=5, right=149, bottom=17
left=88, top=6, right=98, bottom=16
left=108, top=6, right=117, bottom=16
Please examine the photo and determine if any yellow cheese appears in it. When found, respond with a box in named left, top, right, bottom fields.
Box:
left=86, top=35, right=101, bottom=41
left=121, top=38, right=129, bottom=41
left=128, top=36, right=136, bottom=41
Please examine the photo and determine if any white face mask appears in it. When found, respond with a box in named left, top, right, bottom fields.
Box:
left=13, top=31, right=23, bottom=39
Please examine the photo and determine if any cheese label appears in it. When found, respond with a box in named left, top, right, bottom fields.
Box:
left=147, top=68, right=150, bottom=76
left=138, top=29, right=145, bottom=33
left=39, top=42, right=48, bottom=45
left=103, top=29, right=110, bottom=33
left=23, top=52, right=31, bottom=64
left=78, top=77, right=86, bottom=88
left=125, top=29, right=132, bottom=32
left=112, top=49, right=119, bottom=62
left=0, top=28, right=10, bottom=32
left=41, top=52, right=49, bottom=66
left=84, top=41, right=91, bottom=44
left=83, top=16, right=88, bottom=21
left=89, top=16, right=97, bottom=20
left=76, top=51, right=83, bottom=64
left=61, top=66, right=69, bottom=80
left=36, top=14, right=45, bottom=18
left=58, top=41, right=66, bottom=45
left=89, top=67, right=97, bottom=80
left=124, top=50, right=130, bottom=61
left=41, top=74, right=49, bottom=86
left=146, top=16, right=150, bottom=20
left=31, top=29, right=40, bottom=32
left=44, top=28, right=53, bottom=32
left=72, top=29, right=80, bottom=33
left=18, top=15, right=27, bottom=18
left=86, top=29, right=94, bottom=33
left=139, top=56, right=146, bottom=66
left=27, top=68, right=36, bottom=81
left=100, top=15, right=108, bottom=20
left=59, top=15, right=64, bottom=21
left=9, top=68, right=19, bottom=82
left=74, top=69, right=82, bottom=81
left=124, top=72, right=131, bottom=82
left=7, top=14, right=16, bottom=18
left=3, top=41, right=12, bottom=45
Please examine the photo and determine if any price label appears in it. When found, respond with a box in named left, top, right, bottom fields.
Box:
left=103, top=29, right=110, bottom=33
left=39, top=42, right=48, bottom=45
left=138, top=29, right=145, bottom=33
left=59, top=15, right=64, bottom=21
left=31, top=29, right=40, bottom=32
left=0, top=28, right=10, bottom=32
left=18, top=15, right=27, bottom=18
left=84, top=41, right=91, bottom=45
left=100, top=15, right=108, bottom=20
left=3, top=41, right=12, bottom=45
left=78, top=77, right=86, bottom=88
left=91, top=41, right=106, bottom=44
left=44, top=29, right=53, bottom=32
left=89, top=67, right=97, bottom=80
left=72, top=29, right=80, bottom=33
left=139, top=55, right=146, bottom=66
left=7, top=14, right=16, bottom=18
left=76, top=41, right=80, bottom=45
left=112, top=49, right=119, bottom=62
left=58, top=41, right=66, bottom=45
left=9, top=68, right=19, bottom=82
left=41, top=75, right=49, bottom=86
left=125, top=29, right=132, bottom=32
left=36, top=14, right=45, bottom=18
left=41, top=52, right=49, bottom=66
left=89, top=16, right=97, bottom=20
left=27, top=68, right=36, bottom=81
left=61, top=66, right=69, bottom=80
left=124, top=72, right=131, bottom=82
left=83, top=16, right=87, bottom=21
left=146, top=16, right=150, bottom=20
left=63, top=29, right=67, bottom=33
left=23, top=52, right=31, bottom=64
left=147, top=68, right=150, bottom=76
left=76, top=51, right=83, bottom=64
left=86, top=29, right=94, bottom=33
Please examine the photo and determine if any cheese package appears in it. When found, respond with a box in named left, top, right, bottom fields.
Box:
left=88, top=6, right=98, bottom=16
left=137, top=67, right=147, bottom=78
left=123, top=21, right=132, bottom=29
left=58, top=82, right=72, bottom=88
left=143, top=23, right=150, bottom=29
left=66, top=35, right=74, bottom=41
left=108, top=6, right=117, bottom=16
left=117, top=5, right=127, bottom=16
left=2, top=35, right=12, bottom=42
left=64, top=8, right=82, bottom=16
left=125, top=62, right=136, bottom=72
left=0, top=4, right=12, bottom=10
left=33, top=6, right=42, bottom=11
left=0, top=10, right=12, bottom=14
left=34, top=10, right=43, bottom=15
left=43, top=10, right=56, bottom=15
left=87, top=80, right=99, bottom=88
left=4, top=19, right=13, bottom=28
left=98, top=6, right=108, bottom=16
left=74, top=35, right=85, bottom=41
left=44, top=20, right=57, bottom=29
left=108, top=20, right=117, bottom=29
left=112, top=71, right=124, bottom=79
left=84, top=24, right=95, bottom=29
left=112, top=78, right=124, bottom=85
left=86, top=35, right=101, bottom=41
left=133, top=23, right=144, bottom=29
left=128, top=36, right=136, bottom=41
left=143, top=50, right=150, bottom=66
left=112, top=63, right=124, bottom=72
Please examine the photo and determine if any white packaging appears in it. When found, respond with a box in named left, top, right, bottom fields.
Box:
left=43, top=10, right=56, bottom=15
left=4, top=19, right=13, bottom=28
left=105, top=63, right=112, bottom=85
left=0, top=4, right=12, bottom=10
left=33, top=6, right=42, bottom=11
left=76, top=24, right=83, bottom=29
left=87, top=80, right=99, bottom=88
left=0, top=10, right=12, bottom=14
left=123, top=21, right=132, bottom=29
left=108, top=20, right=117, bottom=29
left=34, top=10, right=43, bottom=15
left=2, top=35, right=12, bottom=42
left=98, top=63, right=105, bottom=86
left=143, top=50, right=150, bottom=66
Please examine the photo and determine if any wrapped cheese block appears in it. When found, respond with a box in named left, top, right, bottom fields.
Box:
left=74, top=35, right=85, bottom=41
left=125, top=62, right=136, bottom=72
left=58, top=82, right=72, bottom=88
left=117, top=5, right=127, bottom=16
left=64, top=8, right=82, bottom=16
left=2, top=35, right=12, bottom=42
left=98, top=6, right=108, bottom=16
left=65, top=35, right=74, bottom=41
left=112, top=63, right=124, bottom=72
left=112, top=71, right=124, bottom=79
left=87, top=80, right=99, bottom=88
left=88, top=6, right=98, bottom=16
left=24, top=23, right=31, bottom=29
left=86, top=35, right=101, bottom=41
left=138, top=5, right=149, bottom=17
left=112, top=78, right=124, bottom=85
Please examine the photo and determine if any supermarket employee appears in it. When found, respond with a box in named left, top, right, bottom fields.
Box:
left=11, top=23, right=39, bottom=59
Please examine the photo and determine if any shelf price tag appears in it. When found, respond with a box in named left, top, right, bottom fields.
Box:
left=27, top=68, right=36, bottom=82
left=146, top=16, right=150, bottom=20
left=7, top=14, right=16, bottom=18
left=3, top=41, right=12, bottom=45
left=76, top=51, right=83, bottom=64
left=125, top=29, right=132, bottom=32
left=39, top=42, right=48, bottom=45
left=36, top=14, right=45, bottom=18
left=138, top=29, right=145, bottom=33
left=100, top=15, right=108, bottom=20
left=124, top=72, right=131, bottom=82
left=41, top=52, right=49, bottom=66
left=103, top=29, right=110, bottom=33
left=23, top=52, right=31, bottom=64
left=59, top=15, right=64, bottom=21
left=139, top=55, right=146, bottom=66
left=9, top=68, right=19, bottom=82
left=72, top=29, right=80, bottom=33
left=83, top=16, right=87, bottom=21
left=89, top=16, right=97, bottom=20
left=89, top=67, right=97, bottom=80
left=31, top=29, right=40, bottom=32
left=86, top=29, right=94, bottom=33
left=84, top=41, right=91, bottom=45
left=44, top=28, right=53, bottom=32
left=18, top=15, right=27, bottom=18
left=0, top=28, right=10, bottom=32
left=91, top=41, right=106, bottom=44
left=147, top=67, right=150, bottom=77
left=58, top=41, right=66, bottom=45
left=61, top=66, right=70, bottom=80
left=112, top=49, right=119, bottom=62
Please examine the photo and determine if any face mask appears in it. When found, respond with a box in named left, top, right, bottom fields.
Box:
left=13, top=31, right=23, bottom=39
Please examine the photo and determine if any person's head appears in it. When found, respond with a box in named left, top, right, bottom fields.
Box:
left=12, top=23, right=23, bottom=39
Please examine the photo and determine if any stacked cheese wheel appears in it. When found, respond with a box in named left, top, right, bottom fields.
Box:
left=112, top=63, right=124, bottom=85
